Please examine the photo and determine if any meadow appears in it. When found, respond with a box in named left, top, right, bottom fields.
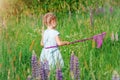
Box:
left=0, top=6, right=120, bottom=80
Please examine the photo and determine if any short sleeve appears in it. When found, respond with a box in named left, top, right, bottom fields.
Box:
left=53, top=30, right=60, bottom=37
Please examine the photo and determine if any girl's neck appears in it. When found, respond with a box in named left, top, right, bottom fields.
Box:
left=47, top=26, right=55, bottom=30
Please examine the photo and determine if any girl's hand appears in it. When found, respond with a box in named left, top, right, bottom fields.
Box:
left=64, top=41, right=70, bottom=45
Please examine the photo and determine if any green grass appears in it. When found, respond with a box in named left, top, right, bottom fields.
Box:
left=0, top=7, right=120, bottom=80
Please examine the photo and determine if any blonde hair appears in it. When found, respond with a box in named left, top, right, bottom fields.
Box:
left=43, top=12, right=56, bottom=26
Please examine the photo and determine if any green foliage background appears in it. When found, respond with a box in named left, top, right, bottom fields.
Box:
left=1, top=0, right=120, bottom=16
left=0, top=0, right=120, bottom=80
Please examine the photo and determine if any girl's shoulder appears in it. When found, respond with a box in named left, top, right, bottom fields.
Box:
left=44, top=29, right=60, bottom=36
left=45, top=29, right=59, bottom=33
left=52, top=29, right=59, bottom=33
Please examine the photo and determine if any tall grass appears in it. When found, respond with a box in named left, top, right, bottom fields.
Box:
left=0, top=6, right=120, bottom=80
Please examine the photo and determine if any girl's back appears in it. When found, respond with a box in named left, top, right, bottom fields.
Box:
left=43, top=29, right=59, bottom=48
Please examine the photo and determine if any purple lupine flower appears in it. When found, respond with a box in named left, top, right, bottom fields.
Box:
left=56, top=68, right=63, bottom=80
left=70, top=52, right=75, bottom=72
left=40, top=62, right=45, bottom=80
left=39, top=60, right=49, bottom=80
left=93, top=32, right=106, bottom=48
left=44, top=60, right=49, bottom=80
left=37, top=61, right=42, bottom=79
left=70, top=52, right=80, bottom=80
left=74, top=56, right=80, bottom=80
left=31, top=50, right=39, bottom=79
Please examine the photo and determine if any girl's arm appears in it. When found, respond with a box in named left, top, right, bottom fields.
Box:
left=55, top=35, right=70, bottom=46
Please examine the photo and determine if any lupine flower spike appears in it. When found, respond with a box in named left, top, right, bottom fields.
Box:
left=70, top=51, right=75, bottom=79
left=56, top=67, right=63, bottom=80
left=70, top=52, right=80, bottom=80
left=40, top=62, right=45, bottom=80
left=44, top=60, right=49, bottom=80
left=112, top=70, right=120, bottom=80
left=31, top=50, right=39, bottom=79
left=74, top=56, right=80, bottom=80
left=70, top=51, right=75, bottom=71
left=37, top=61, right=41, bottom=79
left=39, top=60, right=49, bottom=80
left=111, top=32, right=114, bottom=41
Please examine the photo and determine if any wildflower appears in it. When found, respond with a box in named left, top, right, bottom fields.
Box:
left=37, top=61, right=41, bottom=79
left=44, top=60, right=49, bottom=79
left=39, top=60, right=49, bottom=80
left=39, top=62, right=45, bottom=80
left=56, top=67, right=63, bottom=80
left=70, top=52, right=80, bottom=80
left=70, top=51, right=75, bottom=72
left=74, top=56, right=80, bottom=80
left=31, top=50, right=39, bottom=79
left=70, top=52, right=75, bottom=79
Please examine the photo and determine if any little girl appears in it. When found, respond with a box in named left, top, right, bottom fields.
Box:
left=40, top=12, right=70, bottom=68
